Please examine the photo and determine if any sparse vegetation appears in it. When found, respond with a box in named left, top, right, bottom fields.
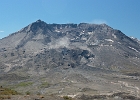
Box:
left=25, top=91, right=30, bottom=95
left=0, top=86, right=18, bottom=99
left=0, top=87, right=19, bottom=95
left=16, top=82, right=33, bottom=87
left=40, top=82, right=50, bottom=88
left=63, top=96, right=73, bottom=100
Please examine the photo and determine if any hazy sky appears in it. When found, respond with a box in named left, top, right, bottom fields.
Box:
left=0, top=0, right=140, bottom=39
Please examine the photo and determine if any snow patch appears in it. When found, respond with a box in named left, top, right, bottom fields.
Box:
left=55, top=30, right=60, bottom=32
left=81, top=37, right=87, bottom=40
left=105, top=39, right=114, bottom=42
left=112, top=34, right=117, bottom=38
left=88, top=32, right=93, bottom=34
left=128, top=46, right=139, bottom=52
left=80, top=32, right=85, bottom=35
left=118, top=42, right=121, bottom=44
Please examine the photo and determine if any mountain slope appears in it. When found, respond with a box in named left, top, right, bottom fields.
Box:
left=0, top=20, right=140, bottom=72
left=0, top=20, right=140, bottom=97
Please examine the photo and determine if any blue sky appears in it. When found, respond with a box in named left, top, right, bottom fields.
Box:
left=0, top=0, right=140, bottom=39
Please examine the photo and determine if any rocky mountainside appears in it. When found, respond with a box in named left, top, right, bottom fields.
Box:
left=0, top=20, right=140, bottom=99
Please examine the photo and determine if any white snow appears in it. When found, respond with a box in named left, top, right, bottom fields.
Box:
left=88, top=32, right=93, bottom=34
left=55, top=30, right=60, bottom=32
left=105, top=39, right=114, bottom=42
left=130, top=36, right=135, bottom=39
left=118, top=42, right=121, bottom=44
left=112, top=34, right=117, bottom=38
left=80, top=32, right=85, bottom=35
left=128, top=46, right=139, bottom=53
left=71, top=38, right=75, bottom=41
left=81, top=37, right=87, bottom=40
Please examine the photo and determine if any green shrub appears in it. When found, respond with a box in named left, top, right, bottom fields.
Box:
left=16, top=82, right=33, bottom=87
left=25, top=91, right=30, bottom=95
left=0, top=87, right=18, bottom=95
left=63, top=96, right=72, bottom=100
left=40, top=82, right=50, bottom=88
